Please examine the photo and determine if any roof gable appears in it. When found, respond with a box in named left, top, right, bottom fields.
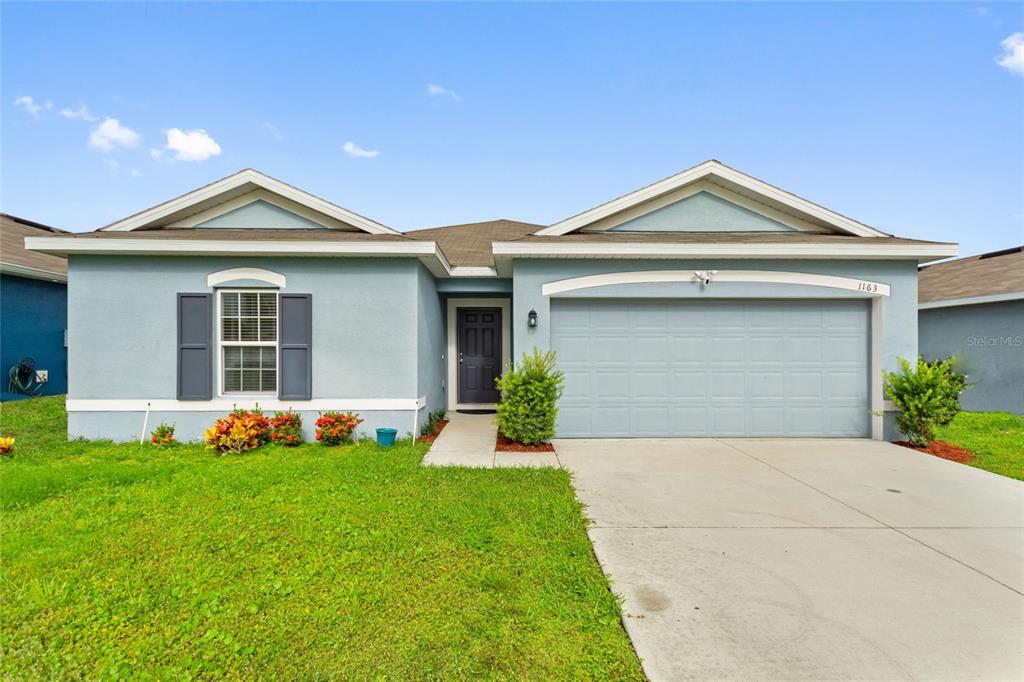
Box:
left=609, top=190, right=797, bottom=233
left=195, top=198, right=329, bottom=230
left=536, top=160, right=889, bottom=238
left=99, top=169, right=400, bottom=235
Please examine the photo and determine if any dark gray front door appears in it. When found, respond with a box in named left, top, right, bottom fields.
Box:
left=457, top=307, right=502, bottom=404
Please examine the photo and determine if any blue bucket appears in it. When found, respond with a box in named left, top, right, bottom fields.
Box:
left=376, top=427, right=398, bottom=447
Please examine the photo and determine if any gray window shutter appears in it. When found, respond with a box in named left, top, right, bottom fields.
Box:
left=279, top=294, right=312, bottom=400
left=177, top=293, right=212, bottom=400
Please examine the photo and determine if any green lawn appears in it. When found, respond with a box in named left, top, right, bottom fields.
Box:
left=0, top=397, right=642, bottom=679
left=935, top=411, right=1024, bottom=481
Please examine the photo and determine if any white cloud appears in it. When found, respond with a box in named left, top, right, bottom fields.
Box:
left=427, top=83, right=461, bottom=101
left=13, top=95, right=51, bottom=116
left=130, top=168, right=142, bottom=177
left=88, top=117, right=141, bottom=151
left=258, top=121, right=285, bottom=141
left=59, top=105, right=99, bottom=122
left=996, top=32, right=1024, bottom=76
left=163, top=128, right=222, bottom=162
left=343, top=140, right=380, bottom=158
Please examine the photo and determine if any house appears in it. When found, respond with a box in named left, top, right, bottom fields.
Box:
left=25, top=161, right=958, bottom=442
left=1, top=214, right=68, bottom=401
left=918, top=247, right=1023, bottom=414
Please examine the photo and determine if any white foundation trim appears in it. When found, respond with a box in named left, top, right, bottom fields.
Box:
left=542, top=270, right=892, bottom=297
left=919, top=291, right=1024, bottom=310
left=446, top=297, right=511, bottom=411
left=67, top=397, right=427, bottom=413
left=207, top=267, right=286, bottom=288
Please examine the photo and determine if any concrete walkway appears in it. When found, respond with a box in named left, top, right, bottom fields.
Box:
left=421, top=412, right=559, bottom=468
left=558, top=438, right=1024, bottom=681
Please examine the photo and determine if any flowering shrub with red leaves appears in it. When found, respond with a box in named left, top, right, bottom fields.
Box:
left=315, top=411, right=363, bottom=446
left=204, top=408, right=272, bottom=454
left=150, top=423, right=176, bottom=447
left=271, top=410, right=304, bottom=447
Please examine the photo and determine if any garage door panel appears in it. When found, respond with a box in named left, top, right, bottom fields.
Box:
left=551, top=299, right=869, bottom=437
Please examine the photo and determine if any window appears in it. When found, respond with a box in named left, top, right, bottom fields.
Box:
left=219, top=290, right=277, bottom=393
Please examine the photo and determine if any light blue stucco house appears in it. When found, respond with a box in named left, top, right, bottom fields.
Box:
left=918, top=247, right=1023, bottom=414
left=1, top=214, right=68, bottom=401
left=25, top=161, right=958, bottom=442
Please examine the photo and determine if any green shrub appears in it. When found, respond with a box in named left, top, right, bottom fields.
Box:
left=884, top=356, right=968, bottom=446
left=420, top=410, right=447, bottom=437
left=496, top=349, right=564, bottom=445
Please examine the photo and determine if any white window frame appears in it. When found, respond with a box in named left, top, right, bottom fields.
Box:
left=216, top=288, right=279, bottom=397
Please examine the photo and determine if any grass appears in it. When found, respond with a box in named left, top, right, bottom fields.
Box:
left=0, top=396, right=642, bottom=679
left=935, top=411, right=1024, bottom=481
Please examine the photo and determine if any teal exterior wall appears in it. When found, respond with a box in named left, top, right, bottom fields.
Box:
left=0, top=274, right=67, bottom=400
left=67, top=255, right=427, bottom=441
left=512, top=258, right=920, bottom=439
left=195, top=200, right=329, bottom=229
left=610, top=192, right=795, bottom=233
left=416, top=264, right=447, bottom=422
left=919, top=300, right=1024, bottom=414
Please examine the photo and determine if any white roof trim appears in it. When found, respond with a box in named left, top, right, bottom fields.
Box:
left=536, top=160, right=889, bottom=238
left=26, top=236, right=454, bottom=278
left=0, top=261, right=67, bottom=283
left=919, top=291, right=1024, bottom=310
left=99, top=169, right=401, bottom=236
left=492, top=240, right=958, bottom=261
left=168, top=189, right=347, bottom=230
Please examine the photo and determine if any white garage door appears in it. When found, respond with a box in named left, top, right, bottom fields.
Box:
left=551, top=299, right=870, bottom=437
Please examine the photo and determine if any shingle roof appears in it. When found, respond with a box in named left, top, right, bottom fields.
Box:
left=0, top=214, right=68, bottom=276
left=918, top=246, right=1024, bottom=303
left=405, top=219, right=542, bottom=267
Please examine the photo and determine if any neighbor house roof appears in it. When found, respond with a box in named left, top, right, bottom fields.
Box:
left=405, top=219, right=542, bottom=267
left=0, top=214, right=68, bottom=281
left=918, top=246, right=1024, bottom=308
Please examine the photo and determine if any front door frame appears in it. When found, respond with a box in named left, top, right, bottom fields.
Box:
left=446, top=297, right=511, bottom=411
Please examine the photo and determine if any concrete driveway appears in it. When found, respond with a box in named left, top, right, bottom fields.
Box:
left=557, top=438, right=1024, bottom=680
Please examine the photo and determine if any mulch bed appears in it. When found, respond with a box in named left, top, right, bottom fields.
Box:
left=417, top=419, right=449, bottom=445
left=496, top=433, right=555, bottom=453
left=894, top=440, right=974, bottom=464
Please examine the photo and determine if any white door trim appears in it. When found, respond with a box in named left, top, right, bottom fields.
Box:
left=446, top=298, right=511, bottom=411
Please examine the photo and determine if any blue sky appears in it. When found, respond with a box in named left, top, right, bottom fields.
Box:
left=3, top=2, right=1022, bottom=256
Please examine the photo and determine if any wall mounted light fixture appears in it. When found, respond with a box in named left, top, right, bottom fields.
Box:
left=528, top=309, right=538, bottom=328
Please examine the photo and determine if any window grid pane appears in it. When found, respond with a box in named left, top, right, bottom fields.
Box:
left=221, top=290, right=278, bottom=393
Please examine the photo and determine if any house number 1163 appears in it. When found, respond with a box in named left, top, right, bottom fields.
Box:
left=857, top=281, right=879, bottom=293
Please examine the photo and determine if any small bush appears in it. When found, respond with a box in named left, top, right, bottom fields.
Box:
left=496, top=348, right=564, bottom=445
left=884, top=356, right=968, bottom=446
left=271, top=410, right=304, bottom=447
left=149, top=423, right=175, bottom=447
left=316, top=411, right=363, bottom=446
left=0, top=437, right=14, bottom=456
left=420, top=409, right=447, bottom=437
left=204, top=408, right=272, bottom=454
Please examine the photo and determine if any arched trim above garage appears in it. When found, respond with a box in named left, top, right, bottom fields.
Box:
left=541, top=270, right=891, bottom=297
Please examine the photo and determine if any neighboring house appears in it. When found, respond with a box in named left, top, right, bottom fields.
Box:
left=919, top=247, right=1024, bottom=414
left=26, top=161, right=957, bottom=442
left=1, top=214, right=68, bottom=401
